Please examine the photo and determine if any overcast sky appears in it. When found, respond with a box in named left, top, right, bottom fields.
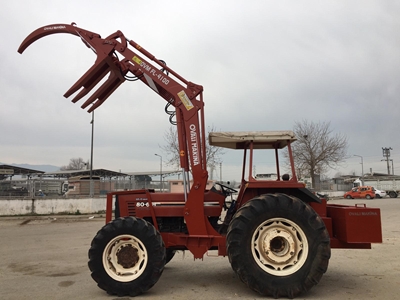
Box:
left=1, top=1, right=399, bottom=181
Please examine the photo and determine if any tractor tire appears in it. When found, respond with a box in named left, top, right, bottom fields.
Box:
left=88, top=217, right=165, bottom=297
left=165, top=249, right=176, bottom=264
left=226, top=193, right=331, bottom=298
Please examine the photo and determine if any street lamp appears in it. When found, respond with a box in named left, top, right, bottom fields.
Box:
left=89, top=111, right=94, bottom=197
left=354, top=154, right=364, bottom=184
left=154, top=154, right=162, bottom=192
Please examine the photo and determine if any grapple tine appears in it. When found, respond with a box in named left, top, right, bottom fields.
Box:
left=19, top=23, right=137, bottom=113
left=64, top=55, right=115, bottom=101
left=83, top=69, right=126, bottom=112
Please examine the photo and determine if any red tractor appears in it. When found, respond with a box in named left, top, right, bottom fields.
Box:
left=19, top=23, right=382, bottom=298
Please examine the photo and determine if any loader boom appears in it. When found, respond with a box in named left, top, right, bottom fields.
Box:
left=18, top=23, right=215, bottom=237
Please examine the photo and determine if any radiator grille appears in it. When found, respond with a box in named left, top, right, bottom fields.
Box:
left=126, top=201, right=136, bottom=216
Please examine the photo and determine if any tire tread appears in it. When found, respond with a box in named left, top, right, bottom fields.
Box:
left=88, top=217, right=165, bottom=297
left=227, top=193, right=330, bottom=298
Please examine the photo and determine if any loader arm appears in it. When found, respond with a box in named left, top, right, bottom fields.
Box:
left=18, top=23, right=214, bottom=236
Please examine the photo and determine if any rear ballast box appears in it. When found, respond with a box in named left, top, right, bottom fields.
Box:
left=327, top=204, right=382, bottom=243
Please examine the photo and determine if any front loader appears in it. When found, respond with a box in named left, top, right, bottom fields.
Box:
left=19, top=23, right=382, bottom=298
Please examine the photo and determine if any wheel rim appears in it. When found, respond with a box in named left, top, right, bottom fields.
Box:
left=251, top=218, right=309, bottom=276
left=103, top=234, right=148, bottom=282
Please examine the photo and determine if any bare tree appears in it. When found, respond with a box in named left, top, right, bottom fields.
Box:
left=334, top=171, right=343, bottom=178
left=160, top=127, right=180, bottom=169
left=288, top=120, right=348, bottom=186
left=60, top=158, right=89, bottom=170
left=160, top=125, right=225, bottom=174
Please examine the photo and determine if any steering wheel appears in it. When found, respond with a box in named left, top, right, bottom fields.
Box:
left=215, top=182, right=238, bottom=195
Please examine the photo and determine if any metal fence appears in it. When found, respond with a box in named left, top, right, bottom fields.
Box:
left=0, top=178, right=169, bottom=199
left=0, top=177, right=352, bottom=199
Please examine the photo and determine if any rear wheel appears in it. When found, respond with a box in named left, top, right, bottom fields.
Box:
left=389, top=191, right=397, bottom=198
left=227, top=194, right=330, bottom=298
left=346, top=195, right=352, bottom=199
left=88, top=217, right=165, bottom=297
left=366, top=194, right=372, bottom=199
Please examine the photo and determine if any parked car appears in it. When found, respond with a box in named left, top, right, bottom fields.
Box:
left=373, top=188, right=387, bottom=198
left=344, top=186, right=375, bottom=199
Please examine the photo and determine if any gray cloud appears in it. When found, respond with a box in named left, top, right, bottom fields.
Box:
left=1, top=0, right=399, bottom=179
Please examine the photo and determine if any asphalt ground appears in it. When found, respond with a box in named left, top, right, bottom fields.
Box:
left=0, top=198, right=399, bottom=300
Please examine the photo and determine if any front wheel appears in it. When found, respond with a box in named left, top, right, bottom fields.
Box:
left=227, top=194, right=330, bottom=298
left=88, top=217, right=165, bottom=297
left=165, top=249, right=176, bottom=264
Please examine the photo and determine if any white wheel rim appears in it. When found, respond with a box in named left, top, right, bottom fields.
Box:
left=103, top=234, right=148, bottom=282
left=251, top=218, right=309, bottom=276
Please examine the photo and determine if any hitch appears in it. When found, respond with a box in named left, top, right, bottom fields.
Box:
left=18, top=23, right=127, bottom=113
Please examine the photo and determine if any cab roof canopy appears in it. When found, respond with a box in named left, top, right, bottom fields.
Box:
left=209, top=131, right=297, bottom=150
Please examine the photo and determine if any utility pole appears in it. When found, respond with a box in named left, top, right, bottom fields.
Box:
left=382, top=147, right=393, bottom=175
left=155, top=154, right=162, bottom=192
left=354, top=154, right=364, bottom=185
left=390, top=159, right=394, bottom=175
left=89, top=111, right=94, bottom=197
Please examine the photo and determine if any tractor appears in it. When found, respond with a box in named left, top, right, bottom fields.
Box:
left=19, top=23, right=382, bottom=298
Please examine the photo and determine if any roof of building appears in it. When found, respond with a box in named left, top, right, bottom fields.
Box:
left=43, top=169, right=181, bottom=178
left=42, top=169, right=128, bottom=178
left=125, top=170, right=181, bottom=177
left=0, top=164, right=45, bottom=179
left=1, top=164, right=180, bottom=180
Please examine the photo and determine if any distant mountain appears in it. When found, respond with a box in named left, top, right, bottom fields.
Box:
left=0, top=163, right=60, bottom=173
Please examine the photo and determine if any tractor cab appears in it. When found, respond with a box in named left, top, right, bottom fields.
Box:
left=209, top=130, right=320, bottom=209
